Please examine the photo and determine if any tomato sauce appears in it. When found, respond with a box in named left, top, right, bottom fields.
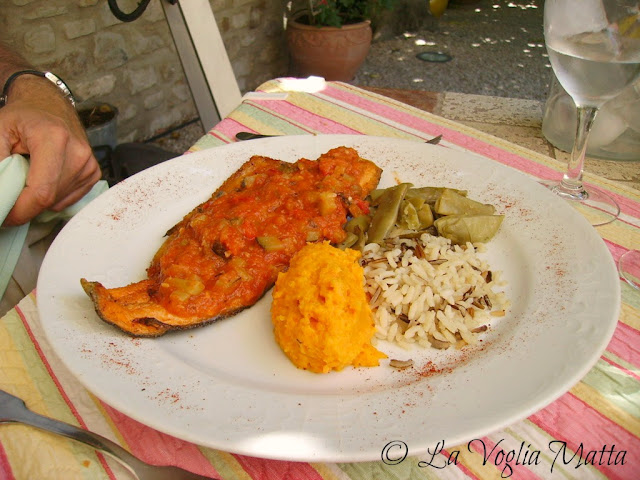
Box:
left=90, top=146, right=383, bottom=329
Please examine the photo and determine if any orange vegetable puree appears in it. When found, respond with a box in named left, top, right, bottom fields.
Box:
left=271, top=242, right=386, bottom=373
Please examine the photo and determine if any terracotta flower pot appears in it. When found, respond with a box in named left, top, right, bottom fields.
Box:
left=286, top=18, right=373, bottom=82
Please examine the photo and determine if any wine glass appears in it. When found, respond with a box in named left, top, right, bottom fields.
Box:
left=543, top=0, right=640, bottom=226
left=619, top=250, right=640, bottom=290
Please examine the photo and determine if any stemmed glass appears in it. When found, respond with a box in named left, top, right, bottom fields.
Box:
left=543, top=0, right=640, bottom=226
left=619, top=250, right=640, bottom=290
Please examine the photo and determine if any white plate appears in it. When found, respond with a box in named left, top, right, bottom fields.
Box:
left=37, top=135, right=620, bottom=462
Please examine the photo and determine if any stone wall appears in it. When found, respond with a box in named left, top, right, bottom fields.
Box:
left=1, top=0, right=288, bottom=143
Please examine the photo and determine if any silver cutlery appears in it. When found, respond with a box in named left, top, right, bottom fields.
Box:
left=425, top=134, right=443, bottom=145
left=235, top=131, right=444, bottom=144
left=235, top=131, right=278, bottom=141
left=0, top=389, right=217, bottom=480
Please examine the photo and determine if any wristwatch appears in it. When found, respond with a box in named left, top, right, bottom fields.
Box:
left=0, top=69, right=76, bottom=108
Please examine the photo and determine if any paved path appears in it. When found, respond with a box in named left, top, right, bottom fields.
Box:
left=356, top=0, right=549, bottom=102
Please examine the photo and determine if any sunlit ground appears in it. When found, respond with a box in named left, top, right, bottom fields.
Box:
left=357, top=0, right=551, bottom=101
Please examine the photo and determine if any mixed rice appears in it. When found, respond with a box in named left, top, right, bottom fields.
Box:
left=362, top=232, right=509, bottom=350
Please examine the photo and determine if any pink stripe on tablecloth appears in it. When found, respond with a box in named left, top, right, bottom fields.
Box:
left=326, top=84, right=444, bottom=133
left=260, top=92, right=528, bottom=173
left=606, top=322, right=640, bottom=369
left=100, top=403, right=220, bottom=478
left=324, top=85, right=483, bottom=143
left=247, top=99, right=362, bottom=135
left=16, top=305, right=82, bottom=422
left=529, top=393, right=638, bottom=480
left=208, top=116, right=286, bottom=141
left=318, top=90, right=479, bottom=145
left=466, top=438, right=542, bottom=480
left=216, top=118, right=257, bottom=137
left=0, top=443, right=16, bottom=480
left=320, top=85, right=558, bottom=171
left=601, top=355, right=640, bottom=382
left=320, top=85, right=640, bottom=217
left=206, top=127, right=233, bottom=145
left=606, top=240, right=633, bottom=266
left=233, top=455, right=324, bottom=480
left=442, top=449, right=481, bottom=479
left=14, top=303, right=117, bottom=478
left=242, top=101, right=321, bottom=135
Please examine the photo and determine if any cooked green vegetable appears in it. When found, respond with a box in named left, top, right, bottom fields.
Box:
left=345, top=215, right=371, bottom=235
left=434, top=189, right=495, bottom=216
left=257, top=236, right=285, bottom=251
left=350, top=184, right=502, bottom=247
left=434, top=215, right=504, bottom=244
left=337, top=232, right=359, bottom=250
left=405, top=195, right=434, bottom=229
left=405, top=186, right=467, bottom=205
left=417, top=204, right=434, bottom=228
left=369, top=189, right=386, bottom=203
left=367, top=183, right=412, bottom=244
left=338, top=215, right=371, bottom=250
left=398, top=200, right=421, bottom=230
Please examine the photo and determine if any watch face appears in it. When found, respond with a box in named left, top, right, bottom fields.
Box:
left=44, top=71, right=76, bottom=107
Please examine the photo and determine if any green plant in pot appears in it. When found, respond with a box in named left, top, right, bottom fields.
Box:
left=292, top=0, right=396, bottom=27
left=286, top=0, right=397, bottom=81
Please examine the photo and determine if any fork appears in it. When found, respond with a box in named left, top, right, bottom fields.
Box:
left=0, top=389, right=217, bottom=480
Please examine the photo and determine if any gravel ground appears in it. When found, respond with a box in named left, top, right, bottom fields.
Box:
left=356, top=0, right=551, bottom=101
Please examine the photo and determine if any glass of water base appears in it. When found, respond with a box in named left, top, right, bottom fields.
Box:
left=619, top=250, right=640, bottom=291
left=542, top=0, right=640, bottom=227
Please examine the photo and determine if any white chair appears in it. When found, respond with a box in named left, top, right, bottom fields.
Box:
left=162, top=0, right=242, bottom=131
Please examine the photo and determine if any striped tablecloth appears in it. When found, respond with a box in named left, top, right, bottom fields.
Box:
left=1, top=79, right=639, bottom=480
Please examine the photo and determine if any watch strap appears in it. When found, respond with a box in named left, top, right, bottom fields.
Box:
left=0, top=69, right=76, bottom=108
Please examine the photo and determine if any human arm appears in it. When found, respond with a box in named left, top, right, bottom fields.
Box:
left=0, top=43, right=101, bottom=226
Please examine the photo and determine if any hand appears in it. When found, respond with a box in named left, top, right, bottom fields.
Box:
left=0, top=75, right=102, bottom=226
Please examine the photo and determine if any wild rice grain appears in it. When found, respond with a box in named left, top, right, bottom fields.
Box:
left=362, top=232, right=509, bottom=350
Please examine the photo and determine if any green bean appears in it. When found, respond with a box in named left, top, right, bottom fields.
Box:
left=405, top=186, right=468, bottom=205
left=338, top=216, right=371, bottom=251
left=368, top=189, right=386, bottom=204
left=397, top=193, right=439, bottom=230
left=344, top=215, right=371, bottom=234
left=343, top=215, right=371, bottom=251
left=337, top=232, right=358, bottom=250
left=367, top=183, right=412, bottom=244
left=398, top=200, right=420, bottom=230
left=417, top=204, right=434, bottom=228
left=357, top=184, right=502, bottom=247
